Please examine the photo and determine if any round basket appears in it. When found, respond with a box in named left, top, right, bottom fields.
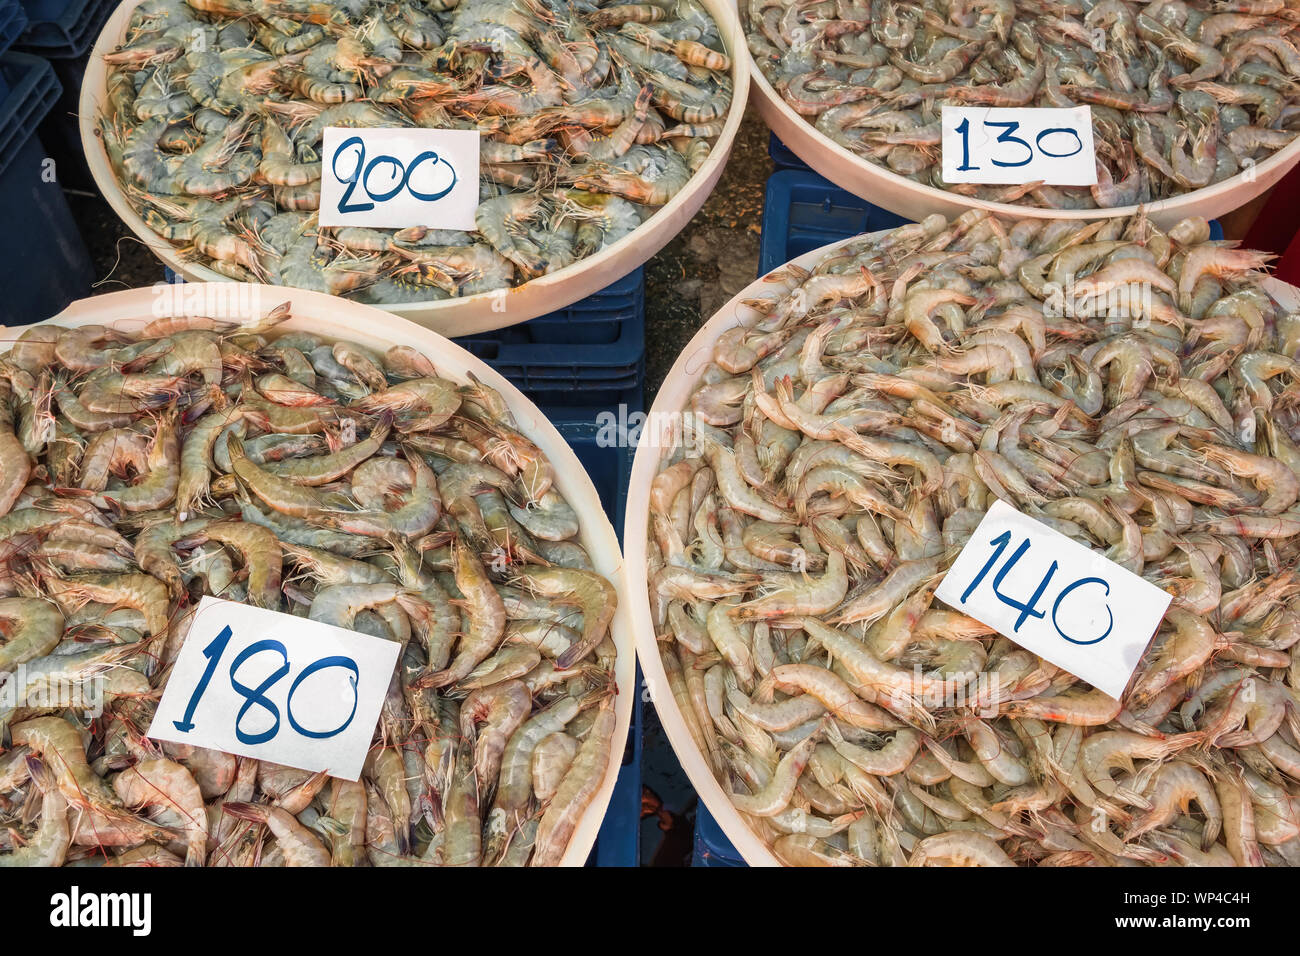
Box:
left=80, top=0, right=750, bottom=336
left=623, top=227, right=1300, bottom=866
left=6, top=282, right=636, bottom=867
left=748, top=52, right=1300, bottom=229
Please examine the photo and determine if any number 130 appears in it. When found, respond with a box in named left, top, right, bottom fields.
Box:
left=953, top=118, right=1084, bottom=171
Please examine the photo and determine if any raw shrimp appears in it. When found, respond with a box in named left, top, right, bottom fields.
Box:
left=0, top=313, right=621, bottom=867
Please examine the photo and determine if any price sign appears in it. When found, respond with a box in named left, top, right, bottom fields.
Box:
left=319, top=126, right=479, bottom=230
left=941, top=106, right=1097, bottom=187
left=934, top=500, right=1171, bottom=698
left=149, top=596, right=401, bottom=780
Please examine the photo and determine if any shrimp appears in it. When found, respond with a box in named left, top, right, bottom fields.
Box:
left=266, top=413, right=391, bottom=486
left=767, top=663, right=903, bottom=731
left=530, top=698, right=617, bottom=866
left=532, top=732, right=579, bottom=802
left=1195, top=443, right=1299, bottom=514
left=221, top=803, right=330, bottom=866
left=1128, top=608, right=1217, bottom=708
left=175, top=406, right=256, bottom=517
left=350, top=377, right=460, bottom=430
left=43, top=573, right=170, bottom=640
left=729, top=551, right=848, bottom=620
left=461, top=680, right=532, bottom=798
left=730, top=731, right=821, bottom=818
left=0, top=598, right=65, bottom=671
left=420, top=541, right=506, bottom=689
left=87, top=417, right=179, bottom=513
left=1079, top=731, right=1199, bottom=809
left=1002, top=685, right=1122, bottom=726
left=909, top=831, right=1016, bottom=866
left=183, top=520, right=284, bottom=609
left=113, top=759, right=208, bottom=866
left=224, top=431, right=335, bottom=517
left=1124, top=761, right=1222, bottom=849
left=513, top=567, right=616, bottom=669
left=487, top=695, right=581, bottom=863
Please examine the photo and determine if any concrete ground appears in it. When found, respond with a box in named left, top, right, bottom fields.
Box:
left=643, top=106, right=772, bottom=404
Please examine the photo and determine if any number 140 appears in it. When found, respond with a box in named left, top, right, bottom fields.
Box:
left=959, top=531, right=1113, bottom=645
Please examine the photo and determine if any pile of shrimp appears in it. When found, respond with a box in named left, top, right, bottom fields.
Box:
left=97, top=0, right=732, bottom=302
left=747, top=0, right=1300, bottom=209
left=647, top=208, right=1300, bottom=866
left=0, top=307, right=620, bottom=866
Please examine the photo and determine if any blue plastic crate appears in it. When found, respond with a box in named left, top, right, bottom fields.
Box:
left=768, top=133, right=808, bottom=172
left=762, top=167, right=1225, bottom=275
left=0, top=51, right=92, bottom=323
left=693, top=804, right=745, bottom=867
left=453, top=269, right=645, bottom=410
left=0, top=1, right=27, bottom=60
left=0, top=49, right=55, bottom=172
left=15, top=0, right=115, bottom=191
left=17, top=0, right=113, bottom=56
left=760, top=168, right=909, bottom=274
left=549, top=409, right=641, bottom=867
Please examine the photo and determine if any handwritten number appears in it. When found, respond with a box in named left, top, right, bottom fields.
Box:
left=333, top=135, right=374, bottom=214
left=1036, top=127, right=1084, bottom=159
left=332, top=138, right=459, bottom=214
left=287, top=656, right=360, bottom=739
left=228, top=640, right=291, bottom=746
left=405, top=150, right=457, bottom=202
left=961, top=530, right=1010, bottom=603
left=986, top=120, right=1034, bottom=167
left=954, top=118, right=977, bottom=171
left=1053, top=578, right=1113, bottom=645
left=952, top=117, right=1084, bottom=170
left=963, top=535, right=1109, bottom=642
left=177, top=630, right=370, bottom=746
left=172, top=625, right=231, bottom=733
left=362, top=153, right=407, bottom=203
left=989, top=540, right=1057, bottom=631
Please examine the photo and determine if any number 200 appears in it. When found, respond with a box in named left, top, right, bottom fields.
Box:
left=332, top=135, right=457, bottom=214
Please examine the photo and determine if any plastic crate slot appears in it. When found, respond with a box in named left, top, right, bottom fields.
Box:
left=0, top=0, right=28, bottom=59
left=17, top=0, right=115, bottom=56
left=451, top=268, right=645, bottom=410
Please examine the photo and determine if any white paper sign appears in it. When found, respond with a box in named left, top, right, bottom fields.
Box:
left=934, top=500, right=1171, bottom=698
left=319, top=126, right=479, bottom=229
left=941, top=106, right=1097, bottom=186
left=149, top=596, right=401, bottom=780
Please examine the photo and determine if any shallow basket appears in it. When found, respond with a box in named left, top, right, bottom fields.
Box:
left=622, top=226, right=1300, bottom=867
left=747, top=51, right=1300, bottom=229
left=2, top=283, right=637, bottom=868
left=79, top=0, right=750, bottom=337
